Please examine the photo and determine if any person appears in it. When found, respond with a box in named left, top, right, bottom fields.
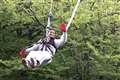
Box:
left=19, top=23, right=67, bottom=68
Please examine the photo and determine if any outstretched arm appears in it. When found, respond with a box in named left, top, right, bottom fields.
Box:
left=55, top=32, right=67, bottom=48
left=25, top=44, right=39, bottom=53
left=19, top=42, right=40, bottom=58
left=54, top=23, right=68, bottom=48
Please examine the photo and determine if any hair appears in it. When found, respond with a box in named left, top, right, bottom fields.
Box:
left=49, top=28, right=55, bottom=31
left=49, top=25, right=56, bottom=31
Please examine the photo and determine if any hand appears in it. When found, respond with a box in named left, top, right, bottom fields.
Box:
left=60, top=23, right=67, bottom=32
left=18, top=48, right=26, bottom=58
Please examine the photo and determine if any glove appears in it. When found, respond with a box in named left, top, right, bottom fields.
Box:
left=18, top=48, right=26, bottom=58
left=60, top=23, right=67, bottom=32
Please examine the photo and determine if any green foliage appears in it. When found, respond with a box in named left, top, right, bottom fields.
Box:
left=0, top=0, right=120, bottom=80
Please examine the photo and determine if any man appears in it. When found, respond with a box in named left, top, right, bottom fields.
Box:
left=19, top=23, right=67, bottom=68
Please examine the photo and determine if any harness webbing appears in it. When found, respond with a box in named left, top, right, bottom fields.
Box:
left=66, top=0, right=81, bottom=31
left=40, top=38, right=56, bottom=55
left=46, top=0, right=53, bottom=37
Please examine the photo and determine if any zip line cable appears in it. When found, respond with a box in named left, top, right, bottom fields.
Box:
left=50, top=0, right=53, bottom=13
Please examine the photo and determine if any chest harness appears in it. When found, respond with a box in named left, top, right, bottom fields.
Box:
left=37, top=37, right=57, bottom=55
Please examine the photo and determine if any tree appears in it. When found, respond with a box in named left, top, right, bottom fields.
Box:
left=0, top=0, right=120, bottom=80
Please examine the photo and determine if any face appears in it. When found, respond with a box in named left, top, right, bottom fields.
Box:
left=48, top=29, right=55, bottom=38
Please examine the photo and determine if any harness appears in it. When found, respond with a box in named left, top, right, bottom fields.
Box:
left=40, top=37, right=57, bottom=55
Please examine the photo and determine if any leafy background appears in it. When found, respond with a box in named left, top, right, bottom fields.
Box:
left=0, top=0, right=120, bottom=80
